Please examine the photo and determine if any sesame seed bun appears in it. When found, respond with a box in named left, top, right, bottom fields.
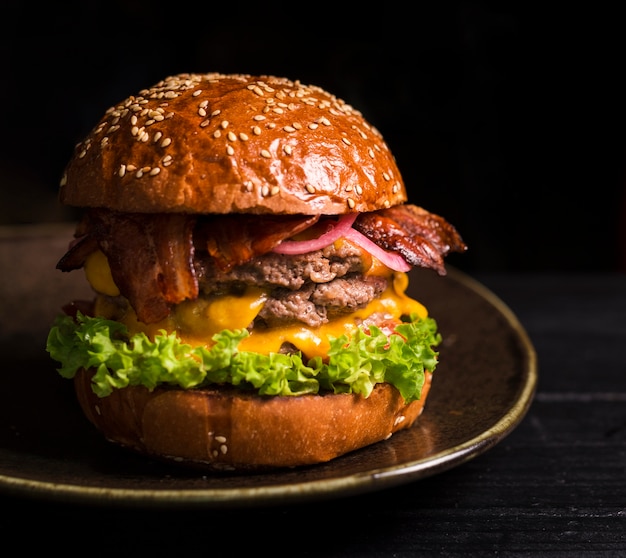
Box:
left=60, top=73, right=407, bottom=215
left=73, top=368, right=432, bottom=470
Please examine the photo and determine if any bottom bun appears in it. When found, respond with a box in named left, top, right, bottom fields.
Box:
left=73, top=369, right=432, bottom=470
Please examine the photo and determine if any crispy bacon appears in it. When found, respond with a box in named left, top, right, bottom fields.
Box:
left=196, top=214, right=319, bottom=271
left=56, top=234, right=99, bottom=271
left=353, top=205, right=467, bottom=275
left=83, top=210, right=197, bottom=324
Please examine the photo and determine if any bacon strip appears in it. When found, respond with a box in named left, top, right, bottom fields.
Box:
left=56, top=234, right=99, bottom=271
left=197, top=214, right=319, bottom=271
left=87, top=210, right=197, bottom=323
left=354, top=205, right=467, bottom=275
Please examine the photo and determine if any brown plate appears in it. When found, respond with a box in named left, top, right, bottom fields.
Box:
left=0, top=224, right=537, bottom=508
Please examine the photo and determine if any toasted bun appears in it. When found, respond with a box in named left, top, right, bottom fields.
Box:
left=60, top=73, right=407, bottom=215
left=73, top=369, right=432, bottom=470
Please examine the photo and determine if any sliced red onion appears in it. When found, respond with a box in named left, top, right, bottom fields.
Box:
left=272, top=212, right=411, bottom=272
left=272, top=213, right=358, bottom=255
left=343, top=228, right=412, bottom=272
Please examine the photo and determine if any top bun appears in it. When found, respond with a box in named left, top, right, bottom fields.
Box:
left=60, top=73, right=408, bottom=215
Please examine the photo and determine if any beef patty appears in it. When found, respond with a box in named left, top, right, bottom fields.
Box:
left=195, top=241, right=388, bottom=328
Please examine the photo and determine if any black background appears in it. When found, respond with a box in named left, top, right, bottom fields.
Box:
left=2, top=2, right=625, bottom=273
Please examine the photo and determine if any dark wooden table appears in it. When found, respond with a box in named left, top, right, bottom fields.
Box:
left=2, top=271, right=625, bottom=555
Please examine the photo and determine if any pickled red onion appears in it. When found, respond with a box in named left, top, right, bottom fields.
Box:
left=272, top=212, right=412, bottom=272
left=343, top=227, right=412, bottom=272
left=272, top=213, right=358, bottom=254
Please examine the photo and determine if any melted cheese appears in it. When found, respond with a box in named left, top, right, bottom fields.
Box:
left=86, top=248, right=427, bottom=359
left=84, top=250, right=120, bottom=297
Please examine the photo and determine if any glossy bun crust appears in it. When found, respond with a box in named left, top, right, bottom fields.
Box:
left=60, top=73, right=407, bottom=215
left=74, top=369, right=432, bottom=470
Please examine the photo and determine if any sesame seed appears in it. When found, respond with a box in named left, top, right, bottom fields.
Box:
left=308, top=123, right=319, bottom=130
left=270, top=186, right=280, bottom=196
left=160, top=138, right=171, bottom=147
left=345, top=185, right=353, bottom=192
left=227, top=145, right=235, bottom=155
left=306, top=184, right=315, bottom=194
left=126, top=164, right=137, bottom=172
left=393, top=182, right=400, bottom=193
left=284, top=145, right=292, bottom=155
left=355, top=185, right=363, bottom=195
left=118, top=165, right=126, bottom=177
left=215, top=435, right=227, bottom=443
left=220, top=120, right=229, bottom=129
left=342, top=137, right=351, bottom=145
left=253, top=115, right=266, bottom=121
left=200, top=119, right=210, bottom=127
left=149, top=167, right=160, bottom=176
left=262, top=185, right=270, bottom=196
left=347, top=198, right=355, bottom=209
left=213, top=130, right=222, bottom=138
left=220, top=444, right=228, bottom=455
left=394, top=415, right=406, bottom=426
left=193, top=89, right=202, bottom=97
left=153, top=131, right=162, bottom=142
left=253, top=126, right=261, bottom=135
left=198, top=107, right=207, bottom=117
left=292, top=122, right=303, bottom=130
left=368, top=148, right=375, bottom=158
left=383, top=172, right=391, bottom=181
left=227, top=131, right=237, bottom=141
left=239, top=132, right=249, bottom=141
left=244, top=181, right=254, bottom=192
left=211, top=109, right=221, bottom=117
left=260, top=149, right=271, bottom=158
left=283, top=125, right=296, bottom=133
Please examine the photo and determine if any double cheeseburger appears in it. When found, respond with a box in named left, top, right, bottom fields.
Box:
left=46, top=73, right=466, bottom=470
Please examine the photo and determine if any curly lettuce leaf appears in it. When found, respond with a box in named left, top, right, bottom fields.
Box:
left=46, top=312, right=441, bottom=402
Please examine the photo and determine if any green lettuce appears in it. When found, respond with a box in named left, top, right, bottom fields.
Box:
left=46, top=312, right=441, bottom=402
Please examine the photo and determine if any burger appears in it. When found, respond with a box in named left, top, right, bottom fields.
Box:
left=46, top=72, right=466, bottom=471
